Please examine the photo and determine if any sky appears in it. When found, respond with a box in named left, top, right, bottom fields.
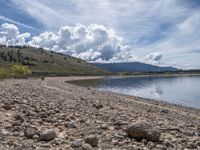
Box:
left=0, top=0, right=200, bottom=69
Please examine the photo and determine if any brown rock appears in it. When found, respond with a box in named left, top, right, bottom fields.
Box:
left=84, top=135, right=98, bottom=147
left=125, top=122, right=160, bottom=142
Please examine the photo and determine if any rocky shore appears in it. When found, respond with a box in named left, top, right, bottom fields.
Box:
left=0, top=77, right=200, bottom=150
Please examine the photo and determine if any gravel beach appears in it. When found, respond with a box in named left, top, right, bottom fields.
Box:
left=0, top=77, right=200, bottom=150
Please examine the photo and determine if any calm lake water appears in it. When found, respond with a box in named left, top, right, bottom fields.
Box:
left=70, top=76, right=200, bottom=109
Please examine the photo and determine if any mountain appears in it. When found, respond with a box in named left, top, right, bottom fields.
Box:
left=94, top=62, right=179, bottom=73
left=0, top=45, right=108, bottom=76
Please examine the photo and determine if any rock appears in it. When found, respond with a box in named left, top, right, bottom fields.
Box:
left=84, top=135, right=98, bottom=147
left=196, top=141, right=200, bottom=146
left=184, top=130, right=194, bottom=136
left=39, top=129, right=57, bottom=141
left=82, top=143, right=94, bottom=150
left=159, top=109, right=169, bottom=114
left=195, top=131, right=200, bottom=136
left=46, top=118, right=57, bottom=123
left=71, top=139, right=82, bottom=148
left=14, top=114, right=24, bottom=122
left=156, top=145, right=167, bottom=150
left=100, top=124, right=108, bottom=130
left=113, top=131, right=127, bottom=139
left=24, top=127, right=37, bottom=138
left=12, top=114, right=24, bottom=126
left=164, top=141, right=174, bottom=148
left=13, top=131, right=20, bottom=136
left=65, top=122, right=77, bottom=128
left=147, top=141, right=155, bottom=149
left=186, top=142, right=197, bottom=149
left=39, top=143, right=51, bottom=148
left=21, top=139, right=34, bottom=148
left=33, top=134, right=39, bottom=140
left=92, top=103, right=103, bottom=109
left=141, top=139, right=148, bottom=145
left=125, top=122, right=160, bottom=142
left=3, top=103, right=12, bottom=110
left=39, top=112, right=48, bottom=118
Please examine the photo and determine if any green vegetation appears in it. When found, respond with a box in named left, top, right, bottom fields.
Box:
left=11, top=64, right=32, bottom=77
left=0, top=68, right=9, bottom=79
left=0, top=45, right=109, bottom=77
left=0, top=64, right=32, bottom=79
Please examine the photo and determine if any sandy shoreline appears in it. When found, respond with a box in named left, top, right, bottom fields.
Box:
left=0, top=76, right=200, bottom=149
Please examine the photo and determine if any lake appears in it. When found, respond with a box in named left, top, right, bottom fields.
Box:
left=70, top=76, right=200, bottom=109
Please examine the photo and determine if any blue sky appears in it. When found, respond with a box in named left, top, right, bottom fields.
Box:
left=0, top=0, right=200, bottom=69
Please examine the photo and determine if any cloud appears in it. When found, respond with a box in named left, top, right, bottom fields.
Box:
left=134, top=9, right=200, bottom=69
left=0, top=23, right=134, bottom=63
left=29, top=23, right=133, bottom=62
left=0, top=23, right=173, bottom=66
left=0, top=23, right=30, bottom=45
left=76, top=49, right=101, bottom=61
left=17, top=32, right=31, bottom=45
left=6, top=0, right=200, bottom=68
left=145, top=52, right=162, bottom=61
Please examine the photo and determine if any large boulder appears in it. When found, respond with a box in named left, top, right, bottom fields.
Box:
left=125, top=122, right=160, bottom=142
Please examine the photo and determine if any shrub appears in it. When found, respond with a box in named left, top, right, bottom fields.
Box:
left=11, top=64, right=32, bottom=77
left=0, top=69, right=9, bottom=79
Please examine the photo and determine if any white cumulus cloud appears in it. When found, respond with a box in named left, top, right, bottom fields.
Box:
left=0, top=23, right=165, bottom=65
left=29, top=23, right=133, bottom=62
left=0, top=23, right=30, bottom=45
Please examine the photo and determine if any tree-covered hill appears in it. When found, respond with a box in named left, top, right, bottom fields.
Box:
left=0, top=45, right=108, bottom=76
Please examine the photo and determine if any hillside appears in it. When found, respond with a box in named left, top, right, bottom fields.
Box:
left=95, top=62, right=179, bottom=73
left=0, top=45, right=108, bottom=76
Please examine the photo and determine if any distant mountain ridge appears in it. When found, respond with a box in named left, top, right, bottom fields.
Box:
left=94, top=62, right=179, bottom=73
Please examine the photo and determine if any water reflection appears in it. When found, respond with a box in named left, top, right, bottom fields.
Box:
left=70, top=76, right=200, bottom=109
